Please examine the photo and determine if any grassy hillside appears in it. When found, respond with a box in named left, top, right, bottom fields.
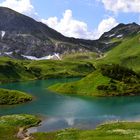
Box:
left=0, top=57, right=36, bottom=83
left=0, top=57, right=95, bottom=83
left=48, top=64, right=140, bottom=97
left=33, top=121, right=140, bottom=140
left=1, top=114, right=140, bottom=140
left=1, top=34, right=139, bottom=84
left=0, top=88, right=32, bottom=105
left=0, top=114, right=40, bottom=140
left=62, top=52, right=97, bottom=61
left=27, top=60, right=95, bottom=79
left=96, top=34, right=140, bottom=72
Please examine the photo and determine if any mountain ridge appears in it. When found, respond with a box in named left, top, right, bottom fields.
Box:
left=0, top=7, right=140, bottom=59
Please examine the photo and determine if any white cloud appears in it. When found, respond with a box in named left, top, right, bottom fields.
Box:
left=98, top=0, right=140, bottom=13
left=0, top=0, right=119, bottom=40
left=42, top=17, right=58, bottom=28
left=42, top=10, right=95, bottom=39
left=0, top=0, right=37, bottom=17
left=95, top=17, right=118, bottom=38
left=42, top=10, right=118, bottom=39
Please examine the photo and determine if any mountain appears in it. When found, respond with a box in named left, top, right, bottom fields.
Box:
left=48, top=24, right=140, bottom=97
left=0, top=7, right=140, bottom=59
left=100, top=23, right=140, bottom=40
left=98, top=22, right=140, bottom=51
left=97, top=31, right=140, bottom=72
left=0, top=7, right=96, bottom=59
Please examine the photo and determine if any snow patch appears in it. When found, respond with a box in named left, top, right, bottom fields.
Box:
left=22, top=53, right=61, bottom=60
left=1, top=31, right=5, bottom=39
left=4, top=52, right=13, bottom=55
left=109, top=34, right=115, bottom=37
left=22, top=55, right=42, bottom=60
left=116, top=34, right=123, bottom=38
left=104, top=42, right=111, bottom=45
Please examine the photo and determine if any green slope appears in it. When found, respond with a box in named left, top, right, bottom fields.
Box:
left=0, top=114, right=40, bottom=140
left=1, top=114, right=140, bottom=140
left=48, top=64, right=140, bottom=97
left=96, top=34, right=140, bottom=72
left=0, top=88, right=32, bottom=105
left=48, top=71, right=110, bottom=96
left=33, top=121, right=140, bottom=140
left=0, top=57, right=36, bottom=83
left=27, top=60, right=95, bottom=79
left=62, top=52, right=97, bottom=61
left=0, top=57, right=95, bottom=83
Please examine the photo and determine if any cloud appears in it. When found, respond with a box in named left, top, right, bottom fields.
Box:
left=95, top=17, right=118, bottom=38
left=42, top=10, right=118, bottom=39
left=42, top=10, right=95, bottom=39
left=0, top=1, right=119, bottom=40
left=0, top=0, right=37, bottom=17
left=98, top=0, right=140, bottom=13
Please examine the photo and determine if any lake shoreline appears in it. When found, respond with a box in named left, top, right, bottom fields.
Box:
left=1, top=79, right=140, bottom=136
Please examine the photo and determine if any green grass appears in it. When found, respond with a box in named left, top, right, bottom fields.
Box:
left=0, top=57, right=36, bottom=83
left=48, top=71, right=110, bottom=96
left=62, top=52, right=97, bottom=61
left=32, top=121, right=140, bottom=140
left=95, top=34, right=140, bottom=72
left=0, top=114, right=40, bottom=127
left=0, top=125, right=19, bottom=140
left=1, top=114, right=140, bottom=140
left=49, top=34, right=140, bottom=97
left=48, top=64, right=140, bottom=97
left=0, top=88, right=32, bottom=105
left=0, top=114, right=40, bottom=140
left=0, top=57, right=95, bottom=84
left=27, top=59, right=95, bottom=79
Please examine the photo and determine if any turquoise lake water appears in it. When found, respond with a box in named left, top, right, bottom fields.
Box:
left=0, top=78, right=140, bottom=132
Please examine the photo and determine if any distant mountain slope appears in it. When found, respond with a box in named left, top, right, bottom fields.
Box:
left=0, top=7, right=97, bottom=59
left=0, top=7, right=140, bottom=59
left=100, top=23, right=140, bottom=40
left=97, top=33, right=140, bottom=72
left=98, top=23, right=140, bottom=51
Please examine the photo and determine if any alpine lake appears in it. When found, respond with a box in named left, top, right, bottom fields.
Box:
left=0, top=78, right=140, bottom=133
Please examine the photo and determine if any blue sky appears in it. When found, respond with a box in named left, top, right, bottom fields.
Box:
left=32, top=0, right=105, bottom=29
left=0, top=0, right=139, bottom=39
left=31, top=0, right=139, bottom=28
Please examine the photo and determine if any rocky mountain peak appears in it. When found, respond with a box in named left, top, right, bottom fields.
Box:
left=100, top=23, right=140, bottom=40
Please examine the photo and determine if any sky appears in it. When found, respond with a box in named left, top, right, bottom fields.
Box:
left=0, top=0, right=139, bottom=39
